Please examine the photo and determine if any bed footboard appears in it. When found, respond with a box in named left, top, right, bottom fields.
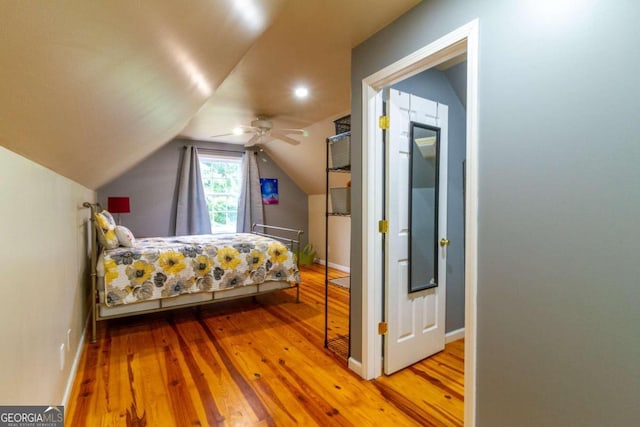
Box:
left=251, top=223, right=304, bottom=265
left=252, top=223, right=303, bottom=304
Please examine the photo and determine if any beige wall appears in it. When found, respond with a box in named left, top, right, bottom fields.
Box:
left=0, top=146, right=94, bottom=405
left=304, top=117, right=352, bottom=272
left=308, top=193, right=350, bottom=271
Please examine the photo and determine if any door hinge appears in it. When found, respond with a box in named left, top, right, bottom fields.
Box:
left=378, top=115, right=390, bottom=130
left=378, top=322, right=388, bottom=335
left=378, top=219, right=389, bottom=234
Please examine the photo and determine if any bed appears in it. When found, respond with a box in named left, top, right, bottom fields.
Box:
left=83, top=202, right=302, bottom=343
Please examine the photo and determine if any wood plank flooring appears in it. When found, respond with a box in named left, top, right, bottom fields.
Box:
left=299, top=263, right=351, bottom=358
left=67, top=264, right=464, bottom=426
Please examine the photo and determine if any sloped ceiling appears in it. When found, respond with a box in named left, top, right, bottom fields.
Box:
left=0, top=0, right=420, bottom=191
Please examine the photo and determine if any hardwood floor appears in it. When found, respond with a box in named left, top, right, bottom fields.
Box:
left=67, top=264, right=464, bottom=426
left=298, top=263, right=351, bottom=358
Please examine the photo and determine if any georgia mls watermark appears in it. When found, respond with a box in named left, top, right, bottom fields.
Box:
left=0, top=406, right=63, bottom=427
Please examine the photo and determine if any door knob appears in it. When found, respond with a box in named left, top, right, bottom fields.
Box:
left=439, top=238, right=450, bottom=247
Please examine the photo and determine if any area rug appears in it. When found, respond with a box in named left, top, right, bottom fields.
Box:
left=329, top=276, right=350, bottom=289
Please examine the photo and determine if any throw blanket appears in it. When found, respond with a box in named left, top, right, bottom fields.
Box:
left=101, top=233, right=300, bottom=306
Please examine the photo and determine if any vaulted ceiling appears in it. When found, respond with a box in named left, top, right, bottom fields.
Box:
left=0, top=0, right=420, bottom=192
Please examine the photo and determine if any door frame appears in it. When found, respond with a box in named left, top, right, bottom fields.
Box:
left=358, top=19, right=479, bottom=426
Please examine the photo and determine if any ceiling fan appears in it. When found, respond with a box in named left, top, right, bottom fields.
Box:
left=213, top=117, right=308, bottom=147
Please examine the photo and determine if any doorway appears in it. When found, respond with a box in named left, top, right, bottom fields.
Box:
left=358, top=19, right=479, bottom=425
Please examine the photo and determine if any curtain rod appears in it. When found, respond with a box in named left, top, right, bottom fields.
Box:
left=182, top=145, right=247, bottom=155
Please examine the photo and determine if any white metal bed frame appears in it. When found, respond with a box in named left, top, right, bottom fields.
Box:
left=83, top=202, right=303, bottom=343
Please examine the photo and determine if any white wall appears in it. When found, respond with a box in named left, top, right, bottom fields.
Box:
left=0, top=146, right=94, bottom=405
left=299, top=117, right=352, bottom=271
left=308, top=191, right=350, bottom=272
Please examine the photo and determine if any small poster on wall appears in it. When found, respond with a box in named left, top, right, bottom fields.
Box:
left=260, top=178, right=279, bottom=204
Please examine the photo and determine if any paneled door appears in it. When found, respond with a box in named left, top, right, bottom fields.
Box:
left=384, top=88, right=448, bottom=374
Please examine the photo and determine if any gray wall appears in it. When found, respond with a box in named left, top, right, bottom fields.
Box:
left=392, top=67, right=467, bottom=332
left=98, top=139, right=308, bottom=245
left=254, top=149, right=309, bottom=245
left=351, top=1, right=640, bottom=426
left=444, top=61, right=467, bottom=109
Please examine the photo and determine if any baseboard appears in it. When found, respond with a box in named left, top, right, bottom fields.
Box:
left=61, top=316, right=89, bottom=407
left=445, top=327, right=465, bottom=344
left=348, top=357, right=363, bottom=377
left=316, top=259, right=350, bottom=273
left=348, top=330, right=463, bottom=377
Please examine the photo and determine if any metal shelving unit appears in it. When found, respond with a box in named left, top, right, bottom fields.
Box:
left=324, top=132, right=351, bottom=359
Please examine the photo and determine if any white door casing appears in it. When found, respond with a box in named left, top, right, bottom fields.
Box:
left=359, top=18, right=478, bottom=426
left=384, top=89, right=448, bottom=375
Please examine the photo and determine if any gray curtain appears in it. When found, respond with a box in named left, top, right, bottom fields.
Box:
left=175, top=146, right=212, bottom=235
left=237, top=151, right=264, bottom=232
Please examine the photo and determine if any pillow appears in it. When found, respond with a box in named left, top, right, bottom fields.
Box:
left=94, top=210, right=119, bottom=249
left=115, top=225, right=136, bottom=247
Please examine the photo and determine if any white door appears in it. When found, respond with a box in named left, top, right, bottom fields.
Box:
left=384, top=88, right=448, bottom=375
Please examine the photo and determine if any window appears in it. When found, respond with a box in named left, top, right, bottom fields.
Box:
left=199, top=154, right=242, bottom=232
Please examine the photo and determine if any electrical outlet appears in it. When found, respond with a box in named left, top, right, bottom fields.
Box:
left=66, top=329, right=71, bottom=351
left=59, top=344, right=65, bottom=371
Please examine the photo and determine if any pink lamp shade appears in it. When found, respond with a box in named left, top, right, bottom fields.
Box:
left=107, top=197, right=130, bottom=214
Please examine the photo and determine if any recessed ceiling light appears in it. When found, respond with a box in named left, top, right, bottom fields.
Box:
left=232, top=127, right=244, bottom=135
left=294, top=87, right=309, bottom=98
left=234, top=0, right=264, bottom=31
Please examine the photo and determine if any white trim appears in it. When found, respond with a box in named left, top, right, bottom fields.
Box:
left=61, top=316, right=89, bottom=407
left=360, top=18, right=479, bottom=426
left=445, top=327, right=466, bottom=344
left=198, top=154, right=243, bottom=234
left=364, top=28, right=470, bottom=90
left=315, top=259, right=350, bottom=273
left=463, top=19, right=480, bottom=427
left=198, top=152, right=244, bottom=161
left=359, top=84, right=385, bottom=380
left=347, top=357, right=363, bottom=377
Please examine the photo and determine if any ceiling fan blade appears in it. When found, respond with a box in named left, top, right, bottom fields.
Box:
left=272, top=134, right=301, bottom=146
left=212, top=126, right=258, bottom=137
left=238, top=125, right=260, bottom=132
left=271, top=128, right=308, bottom=137
left=245, top=134, right=261, bottom=147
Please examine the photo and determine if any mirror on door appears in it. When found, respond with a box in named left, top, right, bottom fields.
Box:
left=409, top=122, right=440, bottom=293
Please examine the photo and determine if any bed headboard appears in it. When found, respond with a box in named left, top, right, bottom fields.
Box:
left=83, top=202, right=103, bottom=340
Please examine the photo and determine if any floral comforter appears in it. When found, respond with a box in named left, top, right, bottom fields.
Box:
left=101, top=233, right=300, bottom=306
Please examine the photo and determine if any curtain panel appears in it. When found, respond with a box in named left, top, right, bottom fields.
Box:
left=175, top=145, right=212, bottom=235
left=237, top=151, right=264, bottom=232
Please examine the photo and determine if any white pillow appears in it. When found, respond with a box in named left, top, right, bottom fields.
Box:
left=115, top=225, right=136, bottom=247
left=94, top=210, right=119, bottom=249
